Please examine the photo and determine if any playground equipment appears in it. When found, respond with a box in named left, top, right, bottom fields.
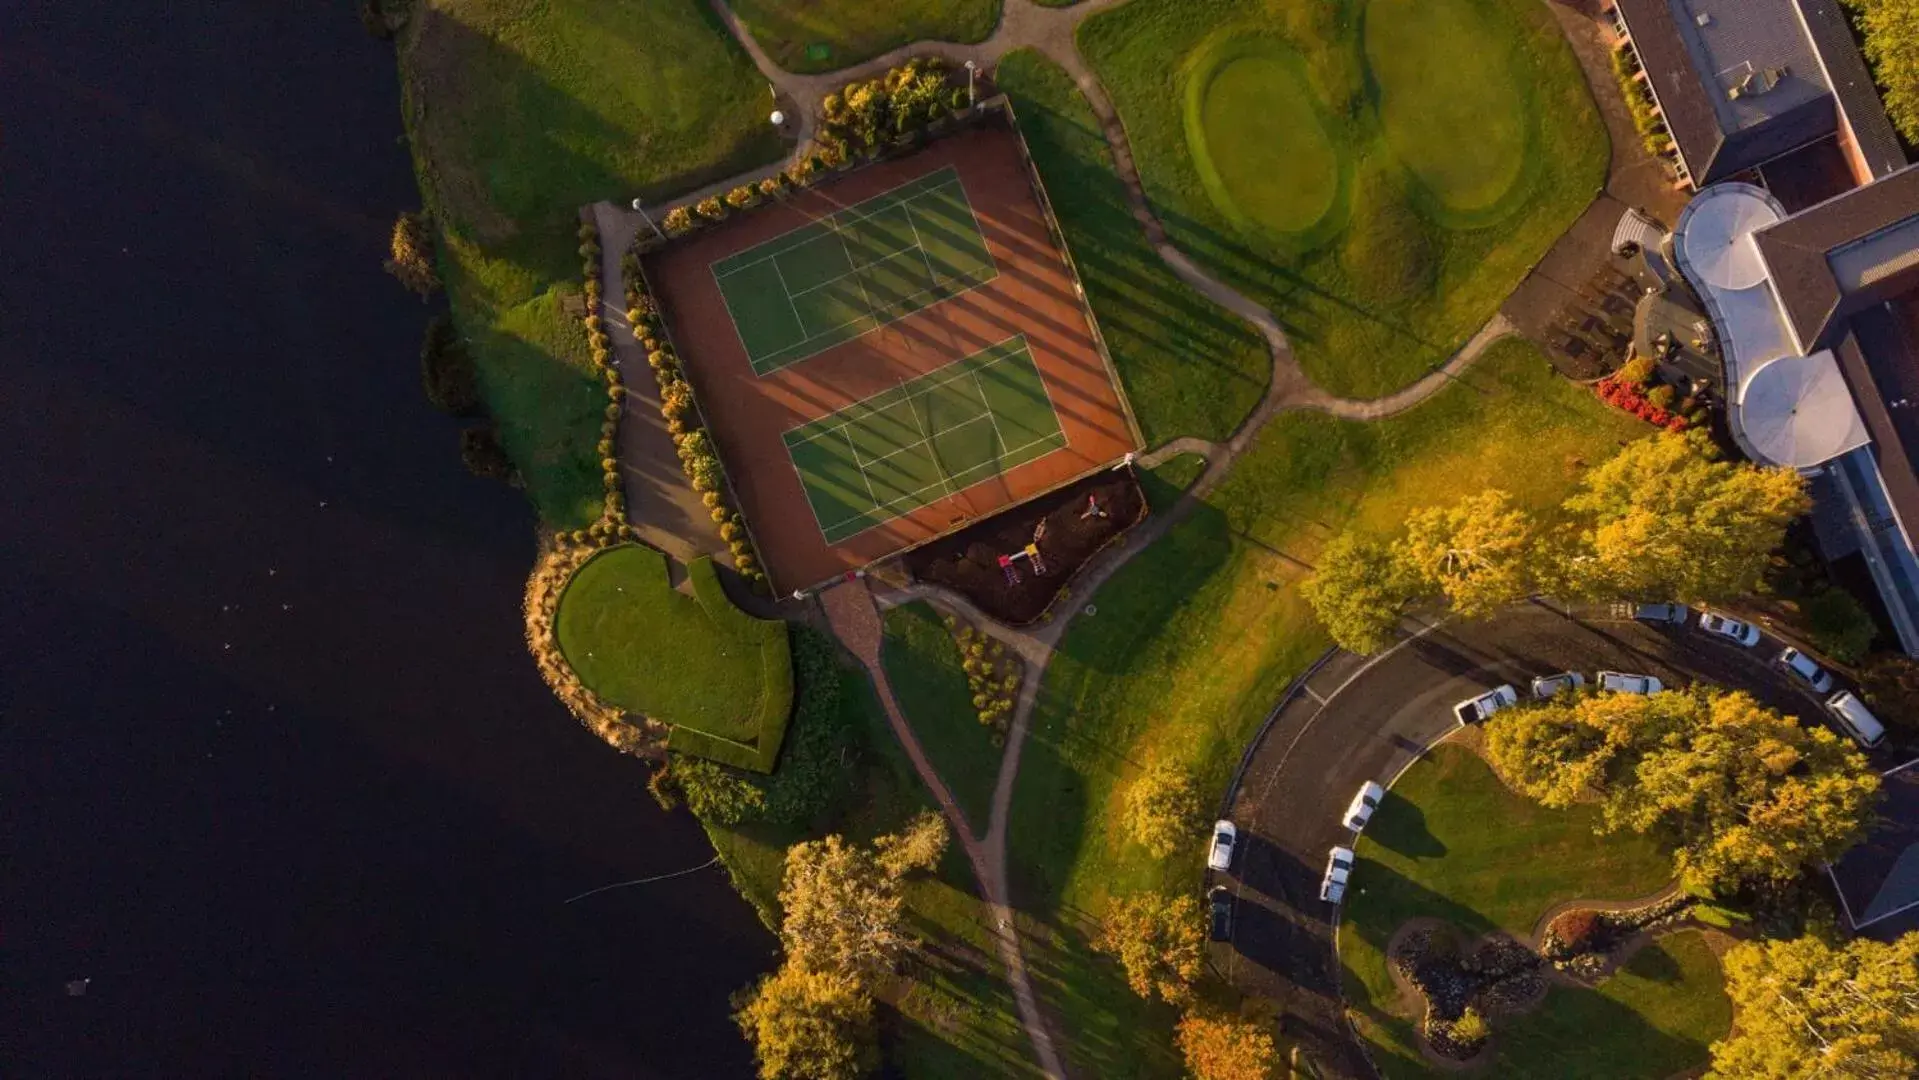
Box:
left=997, top=541, right=1048, bottom=581
left=1080, top=495, right=1109, bottom=521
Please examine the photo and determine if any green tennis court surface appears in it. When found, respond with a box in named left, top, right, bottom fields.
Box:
left=711, top=166, right=999, bottom=375
left=784, top=336, right=1066, bottom=544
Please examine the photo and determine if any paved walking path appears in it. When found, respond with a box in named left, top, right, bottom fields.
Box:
left=817, top=579, right=1065, bottom=1079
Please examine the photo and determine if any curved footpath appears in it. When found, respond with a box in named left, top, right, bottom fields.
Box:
left=602, top=2, right=1575, bottom=1076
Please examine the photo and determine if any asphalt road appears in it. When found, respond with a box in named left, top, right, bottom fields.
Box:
left=1213, top=600, right=1886, bottom=1078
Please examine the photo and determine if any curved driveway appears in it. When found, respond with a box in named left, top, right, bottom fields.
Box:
left=1215, top=600, right=1845, bottom=1077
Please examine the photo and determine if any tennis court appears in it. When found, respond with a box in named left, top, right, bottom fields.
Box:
left=784, top=336, right=1066, bottom=544
left=711, top=166, right=999, bottom=374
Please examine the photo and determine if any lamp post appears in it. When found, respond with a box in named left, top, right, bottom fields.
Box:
left=631, top=197, right=664, bottom=243
left=964, top=59, right=977, bottom=109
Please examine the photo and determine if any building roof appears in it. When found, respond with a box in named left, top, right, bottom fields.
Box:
left=1615, top=0, right=1838, bottom=184
left=1791, top=0, right=1909, bottom=179
left=1753, top=164, right=1919, bottom=350
left=1740, top=350, right=1871, bottom=467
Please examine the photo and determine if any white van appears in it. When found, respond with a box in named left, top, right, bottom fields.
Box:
left=1824, top=691, right=1887, bottom=749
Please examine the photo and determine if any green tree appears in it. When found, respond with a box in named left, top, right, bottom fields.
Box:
left=1805, top=588, right=1877, bottom=665
left=873, top=810, right=949, bottom=879
left=1860, top=654, right=1919, bottom=733
left=1395, top=490, right=1537, bottom=618
left=1709, top=933, right=1919, bottom=1079
left=735, top=964, right=877, bottom=1080
left=383, top=211, right=439, bottom=298
left=778, top=835, right=908, bottom=980
left=1098, top=891, right=1205, bottom=1005
left=1302, top=532, right=1422, bottom=654
left=1485, top=689, right=1881, bottom=893
left=1847, top=0, right=1919, bottom=144
left=1123, top=760, right=1202, bottom=858
left=1176, top=1011, right=1280, bottom=1080
left=670, top=755, right=767, bottom=825
left=1560, top=434, right=1809, bottom=603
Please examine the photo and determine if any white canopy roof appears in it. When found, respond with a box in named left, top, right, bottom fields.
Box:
left=1739, top=351, right=1871, bottom=469
left=1683, top=187, right=1782, bottom=291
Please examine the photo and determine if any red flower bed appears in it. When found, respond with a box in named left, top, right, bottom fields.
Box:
left=1594, top=377, right=1689, bottom=432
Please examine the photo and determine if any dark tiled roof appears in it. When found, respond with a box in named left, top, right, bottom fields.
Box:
left=1615, top=0, right=1727, bottom=180
left=1793, top=0, right=1909, bottom=179
left=1754, top=165, right=1919, bottom=348
left=1615, top=0, right=1845, bottom=184
left=1831, top=316, right=1919, bottom=539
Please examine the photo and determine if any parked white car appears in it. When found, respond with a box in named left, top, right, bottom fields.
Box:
left=1777, top=647, right=1834, bottom=694
left=1320, top=846, right=1356, bottom=904
left=1343, top=780, right=1386, bottom=832
left=1207, top=820, right=1237, bottom=871
left=1597, top=670, right=1664, bottom=695
left=1531, top=671, right=1586, bottom=700
left=1698, top=611, right=1762, bottom=646
left=1452, top=684, right=1519, bottom=725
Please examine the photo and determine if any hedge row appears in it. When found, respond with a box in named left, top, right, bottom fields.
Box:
left=620, top=250, right=767, bottom=584
left=658, top=57, right=968, bottom=239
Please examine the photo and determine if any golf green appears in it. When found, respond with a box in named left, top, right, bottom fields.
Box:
left=1184, top=35, right=1343, bottom=245
left=1365, top=0, right=1530, bottom=221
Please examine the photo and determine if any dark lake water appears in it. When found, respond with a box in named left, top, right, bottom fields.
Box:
left=1, top=4, right=772, bottom=1074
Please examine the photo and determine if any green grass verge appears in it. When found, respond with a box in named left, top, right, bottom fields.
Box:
left=880, top=602, right=1004, bottom=833
left=727, top=0, right=1001, bottom=74
left=996, top=49, right=1269, bottom=446
left=1006, top=339, right=1647, bottom=1076
left=1339, top=743, right=1726, bottom=1079
left=1139, top=453, right=1208, bottom=512
left=1184, top=34, right=1345, bottom=246
left=700, top=630, right=1039, bottom=1078
left=397, top=0, right=784, bottom=527
left=1077, top=0, right=1606, bottom=399
left=555, top=546, right=792, bottom=767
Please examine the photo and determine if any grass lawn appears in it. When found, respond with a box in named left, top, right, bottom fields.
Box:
left=555, top=546, right=791, bottom=764
left=996, top=50, right=1269, bottom=447
left=1339, top=743, right=1726, bottom=1079
left=1140, top=453, right=1208, bottom=512
left=700, top=630, right=1040, bottom=1078
left=397, top=0, right=784, bottom=526
left=729, top=0, right=1001, bottom=74
left=1006, top=338, right=1648, bottom=1076
left=880, top=602, right=1005, bottom=835
left=1077, top=0, right=1606, bottom=398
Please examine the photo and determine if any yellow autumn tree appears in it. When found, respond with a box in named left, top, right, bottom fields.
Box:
left=1709, top=933, right=1919, bottom=1079
left=1098, top=891, right=1205, bottom=1005
left=735, top=964, right=876, bottom=1080
left=1395, top=490, right=1537, bottom=618
left=1177, top=1012, right=1280, bottom=1080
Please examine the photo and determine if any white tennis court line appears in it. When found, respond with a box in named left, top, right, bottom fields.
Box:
left=972, top=371, right=1011, bottom=458
left=711, top=169, right=964, bottom=280
left=750, top=268, right=996, bottom=374
left=842, top=426, right=880, bottom=508
left=766, top=257, right=809, bottom=342
left=819, top=428, right=1070, bottom=543
left=782, top=337, right=1033, bottom=450
left=900, top=373, right=952, bottom=497
left=904, top=201, right=944, bottom=291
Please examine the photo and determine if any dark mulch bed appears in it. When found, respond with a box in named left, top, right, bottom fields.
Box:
left=905, top=467, right=1146, bottom=625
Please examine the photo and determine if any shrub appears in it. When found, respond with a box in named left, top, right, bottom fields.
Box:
left=1647, top=384, right=1676, bottom=409
left=383, top=211, right=440, bottom=298
left=419, top=314, right=479, bottom=414
left=1860, top=654, right=1919, bottom=731
left=1548, top=908, right=1606, bottom=955
left=1617, top=353, right=1657, bottom=386
left=724, top=184, right=757, bottom=210
left=671, top=755, right=767, bottom=824
left=758, top=177, right=782, bottom=199
left=663, top=205, right=695, bottom=234
left=1804, top=587, right=1876, bottom=664
left=605, top=403, right=622, bottom=421
left=696, top=196, right=727, bottom=221
left=459, top=424, right=514, bottom=481
left=1450, top=1008, right=1490, bottom=1047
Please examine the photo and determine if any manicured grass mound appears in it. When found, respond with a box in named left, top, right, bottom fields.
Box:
left=1007, top=339, right=1648, bottom=1076
left=1185, top=35, right=1344, bottom=244
left=880, top=602, right=1004, bottom=832
left=398, top=0, right=783, bottom=526
left=1364, top=0, right=1529, bottom=221
left=995, top=49, right=1269, bottom=445
left=728, top=0, right=1001, bottom=74
left=1078, top=0, right=1606, bottom=398
left=555, top=545, right=792, bottom=768
left=1339, top=743, right=1727, bottom=1079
